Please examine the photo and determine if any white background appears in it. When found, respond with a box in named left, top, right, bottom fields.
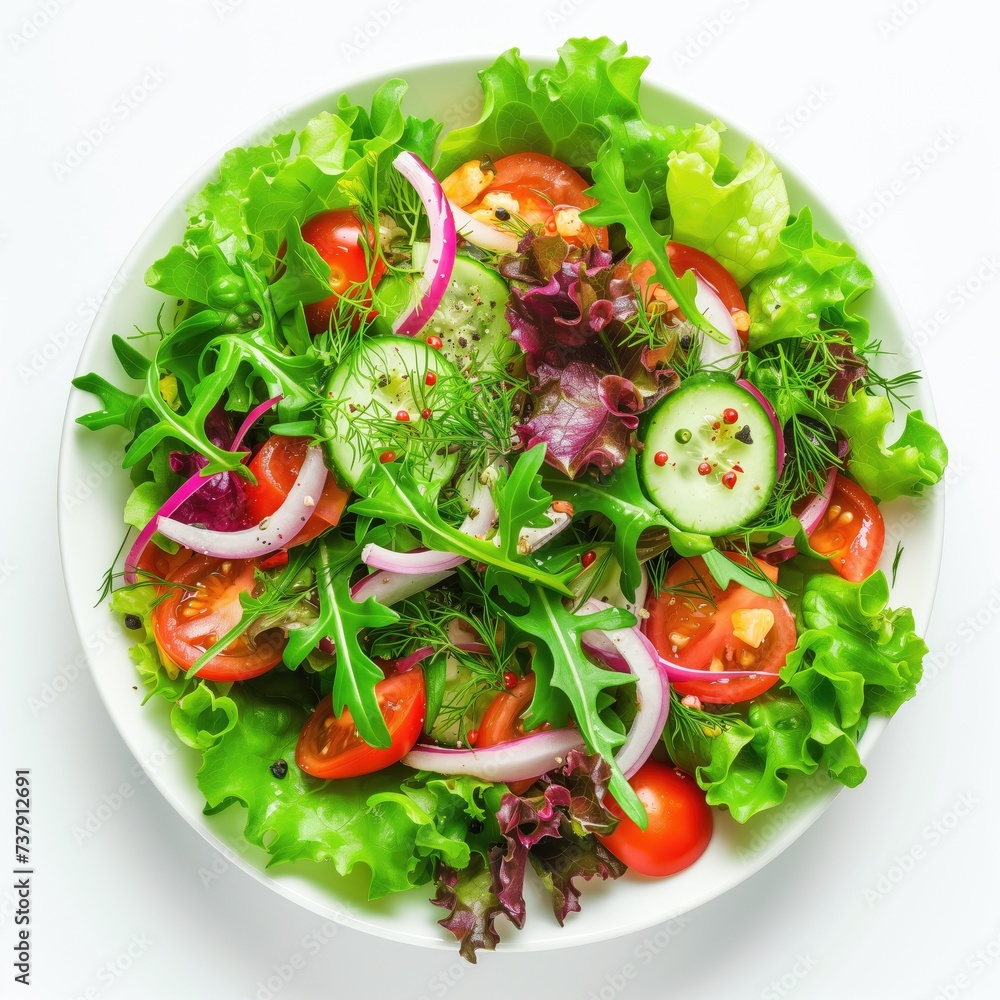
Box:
left=2, top=0, right=998, bottom=997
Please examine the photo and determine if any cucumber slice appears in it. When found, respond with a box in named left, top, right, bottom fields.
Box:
left=640, top=377, right=778, bottom=535
left=375, top=243, right=514, bottom=376
left=321, top=337, right=461, bottom=488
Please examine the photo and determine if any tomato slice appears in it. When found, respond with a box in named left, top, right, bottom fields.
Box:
left=464, top=153, right=608, bottom=249
left=809, top=474, right=885, bottom=582
left=599, top=761, right=712, bottom=877
left=643, top=555, right=796, bottom=704
left=136, top=542, right=192, bottom=592
left=244, top=435, right=349, bottom=547
left=297, top=208, right=385, bottom=334
left=478, top=674, right=545, bottom=794
left=152, top=554, right=286, bottom=681
left=296, top=670, right=426, bottom=779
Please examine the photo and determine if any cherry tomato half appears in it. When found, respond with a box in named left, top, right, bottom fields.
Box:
left=478, top=673, right=545, bottom=795
left=296, top=669, right=426, bottom=779
left=298, top=208, right=385, bottom=334
left=152, top=554, right=286, bottom=681
left=243, top=435, right=349, bottom=547
left=598, top=761, right=713, bottom=877
left=464, top=153, right=608, bottom=249
left=644, top=555, right=795, bottom=704
left=809, top=474, right=885, bottom=582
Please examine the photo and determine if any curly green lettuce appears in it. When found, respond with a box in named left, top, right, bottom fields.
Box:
left=830, top=389, right=948, bottom=502
left=665, top=121, right=790, bottom=285
left=197, top=679, right=503, bottom=898
left=667, top=569, right=927, bottom=821
left=748, top=207, right=874, bottom=349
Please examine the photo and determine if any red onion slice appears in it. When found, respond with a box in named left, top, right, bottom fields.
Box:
left=395, top=640, right=491, bottom=673
left=757, top=466, right=837, bottom=564
left=579, top=600, right=669, bottom=780
left=123, top=395, right=281, bottom=584
left=156, top=446, right=327, bottom=558
left=450, top=201, right=519, bottom=253
left=391, top=152, right=457, bottom=338
left=350, top=568, right=456, bottom=606
left=402, top=728, right=584, bottom=782
left=737, top=378, right=785, bottom=479
left=693, top=276, right=743, bottom=374
left=360, top=463, right=500, bottom=575
left=362, top=545, right=466, bottom=575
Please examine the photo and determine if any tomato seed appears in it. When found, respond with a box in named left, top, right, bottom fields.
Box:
left=723, top=408, right=739, bottom=424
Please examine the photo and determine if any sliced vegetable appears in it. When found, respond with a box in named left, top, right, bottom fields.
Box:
left=809, top=474, right=885, bottom=582
left=296, top=669, right=426, bottom=779
left=157, top=446, right=327, bottom=558
left=390, top=151, right=457, bottom=338
left=640, top=377, right=779, bottom=535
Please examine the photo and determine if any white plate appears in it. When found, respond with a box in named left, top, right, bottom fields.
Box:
left=58, top=56, right=944, bottom=953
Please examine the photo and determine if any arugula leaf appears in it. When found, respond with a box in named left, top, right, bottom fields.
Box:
left=544, top=455, right=668, bottom=602
left=748, top=208, right=874, bottom=350
left=583, top=120, right=718, bottom=342
left=351, top=449, right=575, bottom=600
left=501, top=586, right=642, bottom=826
left=71, top=372, right=145, bottom=432
left=207, top=266, right=322, bottom=422
left=267, top=220, right=333, bottom=317
left=665, top=121, right=791, bottom=286
left=829, top=389, right=947, bottom=502
left=283, top=536, right=399, bottom=749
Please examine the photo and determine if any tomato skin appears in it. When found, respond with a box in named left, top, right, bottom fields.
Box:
left=152, top=554, right=286, bottom=681
left=809, top=474, right=885, bottom=582
left=598, top=761, right=713, bottom=877
left=643, top=555, right=796, bottom=704
left=298, top=209, right=384, bottom=334
left=296, top=670, right=426, bottom=779
left=243, top=435, right=349, bottom=547
left=465, top=153, right=608, bottom=249
left=478, top=674, right=543, bottom=795
left=668, top=241, right=748, bottom=347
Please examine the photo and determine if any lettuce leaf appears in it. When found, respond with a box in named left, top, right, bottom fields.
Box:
left=779, top=570, right=927, bottom=783
left=435, top=37, right=684, bottom=206
left=830, top=389, right=948, bottom=502
left=748, top=208, right=874, bottom=349
left=668, top=569, right=928, bottom=821
left=665, top=121, right=790, bottom=286
left=198, top=678, right=500, bottom=898
left=431, top=751, right=625, bottom=962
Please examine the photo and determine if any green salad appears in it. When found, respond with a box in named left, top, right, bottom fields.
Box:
left=74, top=38, right=947, bottom=960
